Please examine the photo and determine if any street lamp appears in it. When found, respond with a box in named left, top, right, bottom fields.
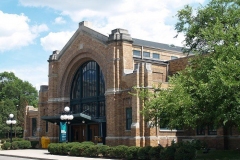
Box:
left=60, top=106, right=74, bottom=142
left=6, top=114, right=17, bottom=149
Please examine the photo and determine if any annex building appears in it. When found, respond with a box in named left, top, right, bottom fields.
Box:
left=24, top=21, right=239, bottom=149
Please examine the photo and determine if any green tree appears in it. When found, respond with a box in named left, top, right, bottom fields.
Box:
left=138, top=0, right=240, bottom=149
left=0, top=72, right=38, bottom=138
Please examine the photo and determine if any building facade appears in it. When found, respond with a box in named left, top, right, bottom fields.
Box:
left=24, top=21, right=240, bottom=149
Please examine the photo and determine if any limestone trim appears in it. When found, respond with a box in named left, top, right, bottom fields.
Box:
left=106, top=136, right=175, bottom=140
left=105, top=88, right=131, bottom=95
left=131, top=122, right=140, bottom=128
left=48, top=97, right=70, bottom=102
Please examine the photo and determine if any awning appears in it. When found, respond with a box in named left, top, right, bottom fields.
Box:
left=41, top=113, right=106, bottom=125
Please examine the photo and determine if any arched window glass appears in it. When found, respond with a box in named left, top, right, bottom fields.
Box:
left=70, top=61, right=105, bottom=118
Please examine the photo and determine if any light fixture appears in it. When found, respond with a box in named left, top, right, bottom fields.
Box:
left=60, top=106, right=74, bottom=143
left=6, top=113, right=17, bottom=149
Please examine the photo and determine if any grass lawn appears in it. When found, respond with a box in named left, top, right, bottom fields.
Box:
left=195, top=149, right=240, bottom=160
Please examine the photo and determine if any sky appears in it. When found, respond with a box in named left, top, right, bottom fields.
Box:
left=0, top=0, right=207, bottom=91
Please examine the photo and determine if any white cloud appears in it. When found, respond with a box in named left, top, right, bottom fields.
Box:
left=54, top=17, right=66, bottom=24
left=31, top=24, right=49, bottom=34
left=0, top=64, right=48, bottom=91
left=19, top=0, right=206, bottom=47
left=0, top=11, right=48, bottom=52
left=40, top=31, right=74, bottom=51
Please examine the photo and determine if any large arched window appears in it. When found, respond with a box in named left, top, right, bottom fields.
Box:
left=70, top=61, right=105, bottom=118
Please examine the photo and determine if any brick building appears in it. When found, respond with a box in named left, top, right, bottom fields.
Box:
left=24, top=21, right=239, bottom=149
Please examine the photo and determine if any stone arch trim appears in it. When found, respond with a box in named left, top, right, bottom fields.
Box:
left=58, top=48, right=107, bottom=98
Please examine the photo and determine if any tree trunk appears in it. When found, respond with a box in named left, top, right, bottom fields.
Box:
left=223, top=125, right=229, bottom=150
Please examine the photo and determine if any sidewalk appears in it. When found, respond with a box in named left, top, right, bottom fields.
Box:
left=0, top=149, right=114, bottom=160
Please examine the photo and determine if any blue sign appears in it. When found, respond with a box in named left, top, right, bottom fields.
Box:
left=60, top=122, right=67, bottom=142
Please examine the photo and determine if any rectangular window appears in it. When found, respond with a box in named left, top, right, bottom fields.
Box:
left=32, top=118, right=37, bottom=136
left=153, top=53, right=160, bottom=59
left=143, top=51, right=150, bottom=58
left=171, top=56, right=178, bottom=60
left=126, top=108, right=132, bottom=130
left=196, top=126, right=205, bottom=135
left=208, top=125, right=217, bottom=135
left=46, top=122, right=48, bottom=133
left=133, top=50, right=141, bottom=57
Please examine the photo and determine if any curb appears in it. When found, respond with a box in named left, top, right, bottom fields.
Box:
left=0, top=154, right=57, bottom=160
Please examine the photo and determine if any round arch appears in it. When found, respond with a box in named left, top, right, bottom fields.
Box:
left=70, top=60, right=105, bottom=117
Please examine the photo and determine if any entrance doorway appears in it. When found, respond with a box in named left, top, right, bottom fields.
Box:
left=71, top=124, right=99, bottom=143
left=72, top=125, right=86, bottom=142
left=89, top=124, right=99, bottom=142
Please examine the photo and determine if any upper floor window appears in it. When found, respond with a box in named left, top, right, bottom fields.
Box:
left=71, top=61, right=105, bottom=117
left=153, top=53, right=160, bottom=59
left=133, top=50, right=141, bottom=57
left=126, top=108, right=132, bottom=130
left=143, top=51, right=150, bottom=58
left=171, top=56, right=178, bottom=60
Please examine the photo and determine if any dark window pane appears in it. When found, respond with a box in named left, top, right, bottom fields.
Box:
left=70, top=61, right=105, bottom=118
left=133, top=50, right=141, bottom=56
left=32, top=118, right=37, bottom=136
left=196, top=126, right=205, bottom=135
left=126, top=108, right=132, bottom=130
left=143, top=51, right=150, bottom=57
left=171, top=56, right=178, bottom=60
left=153, top=53, right=160, bottom=59
left=208, top=125, right=217, bottom=135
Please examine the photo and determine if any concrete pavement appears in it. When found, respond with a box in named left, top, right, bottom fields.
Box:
left=0, top=149, right=114, bottom=160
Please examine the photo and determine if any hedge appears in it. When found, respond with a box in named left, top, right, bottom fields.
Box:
left=47, top=140, right=199, bottom=160
left=1, top=140, right=31, bottom=150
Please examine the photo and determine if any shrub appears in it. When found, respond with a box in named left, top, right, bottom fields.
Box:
left=48, top=143, right=59, bottom=154
left=8, top=140, right=31, bottom=150
left=11, top=141, right=19, bottom=149
left=0, top=139, right=6, bottom=144
left=80, top=141, right=94, bottom=145
left=31, top=141, right=39, bottom=149
left=125, top=146, right=140, bottom=160
left=13, top=138, right=24, bottom=141
left=174, top=142, right=196, bottom=160
left=82, top=145, right=99, bottom=157
left=109, top=145, right=128, bottom=158
left=1, top=142, right=11, bottom=150
left=148, top=145, right=164, bottom=160
left=161, top=145, right=176, bottom=160
left=191, top=139, right=204, bottom=150
left=137, top=146, right=152, bottom=160
left=70, top=145, right=82, bottom=156
left=98, top=145, right=111, bottom=157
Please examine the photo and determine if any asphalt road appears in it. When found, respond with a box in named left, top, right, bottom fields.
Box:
left=0, top=156, right=36, bottom=160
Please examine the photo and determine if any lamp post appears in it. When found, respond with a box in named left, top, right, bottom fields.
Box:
left=6, top=114, right=17, bottom=149
left=60, top=106, right=74, bottom=142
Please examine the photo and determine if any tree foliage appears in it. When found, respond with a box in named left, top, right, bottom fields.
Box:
left=0, top=71, right=38, bottom=138
left=138, top=0, right=240, bottom=130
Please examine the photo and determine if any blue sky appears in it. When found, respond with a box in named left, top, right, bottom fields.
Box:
left=0, top=0, right=207, bottom=90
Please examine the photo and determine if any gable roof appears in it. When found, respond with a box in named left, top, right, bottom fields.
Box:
left=50, top=22, right=184, bottom=61
left=132, top=38, right=183, bottom=53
